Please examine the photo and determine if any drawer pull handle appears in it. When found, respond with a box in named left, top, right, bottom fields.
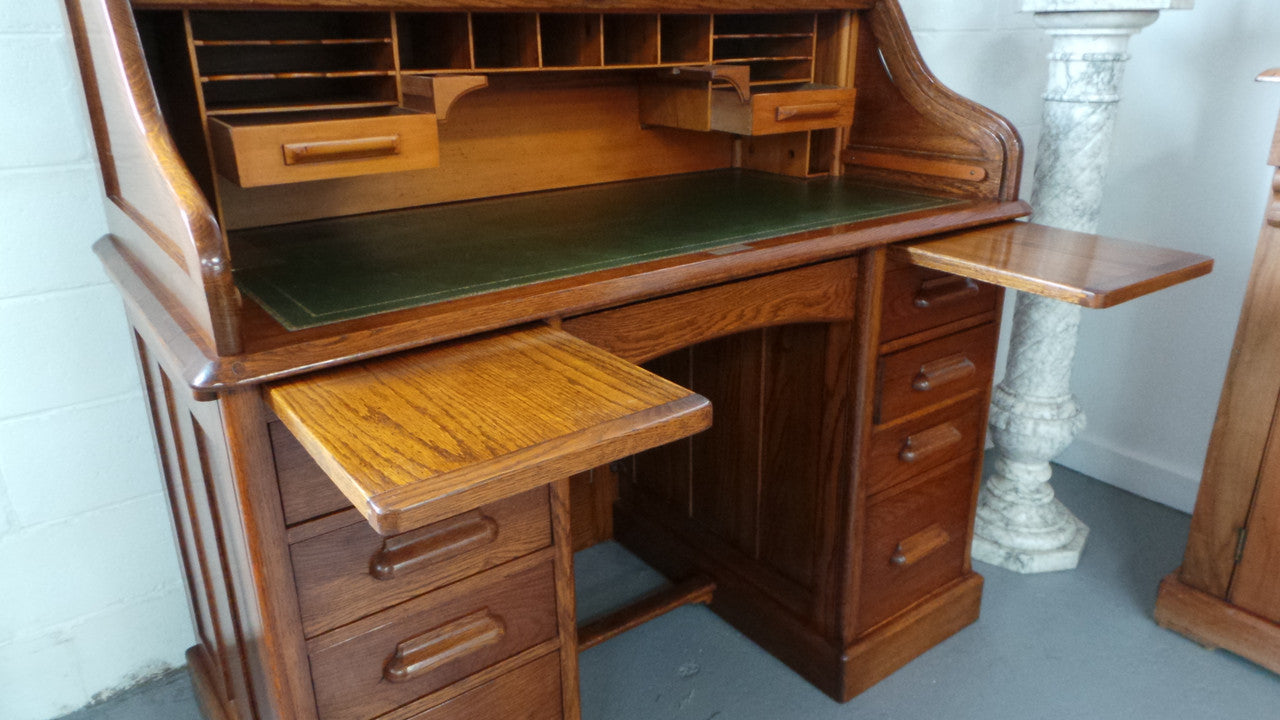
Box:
left=911, top=354, right=975, bottom=392
left=776, top=102, right=843, bottom=122
left=282, top=135, right=401, bottom=165
left=370, top=511, right=499, bottom=581
left=899, top=423, right=963, bottom=464
left=913, top=277, right=980, bottom=309
left=383, top=610, right=505, bottom=683
left=891, top=524, right=952, bottom=567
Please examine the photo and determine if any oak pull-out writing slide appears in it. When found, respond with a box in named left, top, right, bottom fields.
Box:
left=267, top=325, right=712, bottom=536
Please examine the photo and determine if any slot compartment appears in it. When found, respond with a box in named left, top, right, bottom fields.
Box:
left=604, top=14, right=659, bottom=65
left=659, top=14, right=712, bottom=64
left=540, top=13, right=604, bottom=67
left=397, top=12, right=473, bottom=71
left=471, top=13, right=541, bottom=69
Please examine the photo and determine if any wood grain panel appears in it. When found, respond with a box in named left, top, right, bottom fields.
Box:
left=1183, top=193, right=1280, bottom=596
left=67, top=0, right=236, bottom=352
left=1229, top=399, right=1280, bottom=623
left=632, top=350, right=695, bottom=514
left=691, top=331, right=764, bottom=556
left=562, top=259, right=857, bottom=365
left=266, top=325, right=711, bottom=535
left=758, top=324, right=840, bottom=590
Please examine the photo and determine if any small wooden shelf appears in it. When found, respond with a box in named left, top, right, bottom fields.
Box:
left=891, top=222, right=1214, bottom=309
left=201, top=70, right=396, bottom=83
left=204, top=99, right=399, bottom=117
left=265, top=325, right=712, bottom=535
left=192, top=38, right=393, bottom=47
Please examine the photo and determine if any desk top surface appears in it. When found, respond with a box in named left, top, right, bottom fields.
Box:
left=232, top=170, right=958, bottom=330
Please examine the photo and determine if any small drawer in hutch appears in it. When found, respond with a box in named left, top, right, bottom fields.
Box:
left=880, top=265, right=999, bottom=342
left=208, top=108, right=440, bottom=188
left=856, top=454, right=979, bottom=633
left=307, top=553, right=559, bottom=720
left=710, top=84, right=857, bottom=136
left=876, top=322, right=998, bottom=423
left=290, top=487, right=553, bottom=637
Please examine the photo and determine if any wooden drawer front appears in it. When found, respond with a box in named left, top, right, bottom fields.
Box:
left=403, top=652, right=563, bottom=720
left=867, top=396, right=985, bottom=497
left=880, top=265, right=998, bottom=343
left=292, top=487, right=552, bottom=637
left=271, top=420, right=350, bottom=526
left=309, top=554, right=558, bottom=720
left=857, top=455, right=978, bottom=633
left=712, top=86, right=857, bottom=136
left=876, top=323, right=997, bottom=424
left=209, top=109, right=439, bottom=188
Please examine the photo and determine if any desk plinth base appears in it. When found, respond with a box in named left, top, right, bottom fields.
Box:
left=187, top=646, right=236, bottom=720
left=615, top=503, right=984, bottom=702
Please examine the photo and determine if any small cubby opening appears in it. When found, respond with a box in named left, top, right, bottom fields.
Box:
left=540, top=13, right=604, bottom=67
left=712, top=35, right=813, bottom=63
left=200, top=75, right=399, bottom=116
left=659, top=15, right=712, bottom=64
left=711, top=13, right=816, bottom=37
left=739, top=59, right=815, bottom=85
left=397, top=13, right=473, bottom=71
left=471, top=13, right=541, bottom=69
left=189, top=11, right=392, bottom=44
left=808, top=129, right=838, bottom=176
left=195, top=43, right=395, bottom=80
left=603, top=14, right=659, bottom=66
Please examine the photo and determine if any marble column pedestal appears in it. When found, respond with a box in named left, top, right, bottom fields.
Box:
left=971, top=0, right=1190, bottom=573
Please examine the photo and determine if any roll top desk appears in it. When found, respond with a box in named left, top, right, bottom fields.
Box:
left=64, top=1, right=1211, bottom=718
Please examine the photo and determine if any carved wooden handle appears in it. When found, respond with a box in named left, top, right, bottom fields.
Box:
left=913, top=276, right=979, bottom=309
left=383, top=610, right=505, bottom=683
left=899, top=422, right=963, bottom=464
left=911, top=354, right=975, bottom=392
left=282, top=135, right=401, bottom=165
left=370, top=511, right=498, bottom=581
left=775, top=102, right=842, bottom=122
left=890, top=524, right=951, bottom=567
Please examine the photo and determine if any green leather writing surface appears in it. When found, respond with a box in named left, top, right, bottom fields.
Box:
left=232, top=170, right=957, bottom=330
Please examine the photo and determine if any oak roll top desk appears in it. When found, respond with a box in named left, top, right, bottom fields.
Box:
left=65, top=1, right=1212, bottom=718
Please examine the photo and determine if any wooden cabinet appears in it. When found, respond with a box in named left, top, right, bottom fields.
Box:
left=66, top=0, right=1211, bottom=718
left=1155, top=71, right=1280, bottom=675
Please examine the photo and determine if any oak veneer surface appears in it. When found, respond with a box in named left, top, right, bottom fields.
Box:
left=232, top=170, right=957, bottom=329
left=266, top=325, right=711, bottom=535
left=893, top=221, right=1213, bottom=308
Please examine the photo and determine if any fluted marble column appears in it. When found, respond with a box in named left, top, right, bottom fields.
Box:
left=972, top=0, right=1191, bottom=573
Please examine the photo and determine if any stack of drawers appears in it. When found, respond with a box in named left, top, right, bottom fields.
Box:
left=859, top=261, right=1000, bottom=633
left=271, top=423, right=569, bottom=720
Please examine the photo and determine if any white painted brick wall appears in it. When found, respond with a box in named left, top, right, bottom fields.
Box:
left=0, top=2, right=193, bottom=719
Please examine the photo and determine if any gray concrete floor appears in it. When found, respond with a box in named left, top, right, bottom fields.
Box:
left=59, top=466, right=1280, bottom=720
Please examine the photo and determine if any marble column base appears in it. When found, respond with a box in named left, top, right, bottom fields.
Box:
left=972, top=499, right=1089, bottom=573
